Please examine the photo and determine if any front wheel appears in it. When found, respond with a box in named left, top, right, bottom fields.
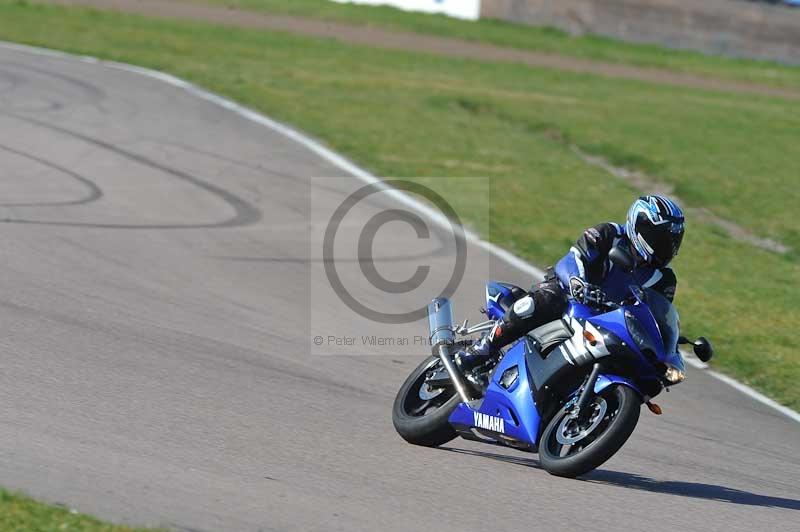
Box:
left=392, top=355, right=460, bottom=447
left=539, top=384, right=640, bottom=478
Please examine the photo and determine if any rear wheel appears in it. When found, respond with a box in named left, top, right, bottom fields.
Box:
left=392, top=355, right=459, bottom=447
left=539, top=384, right=640, bottom=478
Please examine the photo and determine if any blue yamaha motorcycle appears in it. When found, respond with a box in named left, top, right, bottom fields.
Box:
left=393, top=248, right=713, bottom=478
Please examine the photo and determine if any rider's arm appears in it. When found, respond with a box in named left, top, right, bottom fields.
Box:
left=646, top=267, right=678, bottom=302
left=554, top=222, right=623, bottom=289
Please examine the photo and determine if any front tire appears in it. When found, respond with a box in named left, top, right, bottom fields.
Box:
left=539, top=384, right=640, bottom=478
left=392, top=355, right=460, bottom=447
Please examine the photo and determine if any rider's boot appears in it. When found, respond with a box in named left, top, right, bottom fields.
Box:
left=455, top=292, right=541, bottom=374
left=455, top=322, right=501, bottom=372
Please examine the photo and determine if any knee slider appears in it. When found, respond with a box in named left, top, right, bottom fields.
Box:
left=511, top=295, right=535, bottom=318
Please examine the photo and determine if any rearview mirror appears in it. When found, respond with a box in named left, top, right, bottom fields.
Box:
left=609, top=245, right=635, bottom=272
left=693, top=337, right=714, bottom=363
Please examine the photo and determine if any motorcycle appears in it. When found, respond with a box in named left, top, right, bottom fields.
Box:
left=392, top=247, right=713, bottom=478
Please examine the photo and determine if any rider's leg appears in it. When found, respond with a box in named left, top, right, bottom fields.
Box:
left=457, top=279, right=566, bottom=369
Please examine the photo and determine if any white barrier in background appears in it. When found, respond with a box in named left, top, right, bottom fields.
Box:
left=331, top=0, right=481, bottom=20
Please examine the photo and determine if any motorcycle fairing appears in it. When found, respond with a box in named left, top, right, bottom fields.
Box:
left=593, top=373, right=642, bottom=397
left=447, top=338, right=643, bottom=449
left=448, top=340, right=541, bottom=448
left=449, top=282, right=674, bottom=449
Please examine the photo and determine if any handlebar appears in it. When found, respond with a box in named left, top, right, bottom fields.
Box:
left=576, top=284, right=620, bottom=310
left=574, top=285, right=623, bottom=310
left=569, top=277, right=640, bottom=311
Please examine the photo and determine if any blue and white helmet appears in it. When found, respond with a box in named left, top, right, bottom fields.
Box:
left=626, top=195, right=685, bottom=268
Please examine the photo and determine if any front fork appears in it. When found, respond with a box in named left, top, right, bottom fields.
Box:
left=572, top=363, right=602, bottom=420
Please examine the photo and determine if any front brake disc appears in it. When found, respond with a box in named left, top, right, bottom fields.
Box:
left=555, top=397, right=608, bottom=445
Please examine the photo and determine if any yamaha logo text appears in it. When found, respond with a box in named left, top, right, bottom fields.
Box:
left=473, top=412, right=505, bottom=433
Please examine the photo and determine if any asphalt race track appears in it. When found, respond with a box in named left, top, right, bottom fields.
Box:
left=0, top=45, right=797, bottom=532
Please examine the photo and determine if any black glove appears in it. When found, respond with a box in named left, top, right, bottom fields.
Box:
left=569, top=277, right=605, bottom=305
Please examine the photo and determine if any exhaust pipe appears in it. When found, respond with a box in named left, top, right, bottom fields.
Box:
left=427, top=298, right=472, bottom=403
left=428, top=297, right=456, bottom=347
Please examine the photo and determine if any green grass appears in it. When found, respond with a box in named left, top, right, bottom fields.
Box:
left=0, top=0, right=797, bottom=416
left=0, top=489, right=160, bottom=531
left=185, top=0, right=800, bottom=89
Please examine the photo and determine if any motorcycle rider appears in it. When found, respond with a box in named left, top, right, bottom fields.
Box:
left=457, top=195, right=686, bottom=371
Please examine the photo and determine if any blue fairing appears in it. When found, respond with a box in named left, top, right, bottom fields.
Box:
left=574, top=289, right=677, bottom=375
left=562, top=296, right=652, bottom=395
left=449, top=284, right=680, bottom=448
left=448, top=340, right=643, bottom=447
left=594, top=374, right=642, bottom=396
left=567, top=300, right=595, bottom=321
left=448, top=340, right=541, bottom=446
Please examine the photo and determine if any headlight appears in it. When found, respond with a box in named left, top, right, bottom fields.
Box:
left=624, top=310, right=652, bottom=352
left=664, top=364, right=686, bottom=384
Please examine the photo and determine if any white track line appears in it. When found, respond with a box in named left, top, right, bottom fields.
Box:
left=2, top=40, right=797, bottom=424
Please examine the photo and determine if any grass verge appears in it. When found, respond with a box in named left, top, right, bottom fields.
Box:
left=185, top=0, right=800, bottom=89
left=0, top=489, right=160, bottom=531
left=0, top=1, right=797, bottom=413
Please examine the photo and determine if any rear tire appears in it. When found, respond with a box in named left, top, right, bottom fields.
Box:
left=392, top=355, right=459, bottom=447
left=539, top=384, right=640, bottom=478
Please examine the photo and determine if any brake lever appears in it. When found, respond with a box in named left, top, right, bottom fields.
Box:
left=590, top=289, right=620, bottom=310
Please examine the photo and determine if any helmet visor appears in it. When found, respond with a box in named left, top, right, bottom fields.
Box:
left=637, top=216, right=684, bottom=268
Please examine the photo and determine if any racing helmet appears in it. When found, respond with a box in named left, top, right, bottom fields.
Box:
left=625, top=195, right=685, bottom=268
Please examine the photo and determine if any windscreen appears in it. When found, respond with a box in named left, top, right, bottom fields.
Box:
left=643, top=288, right=680, bottom=354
